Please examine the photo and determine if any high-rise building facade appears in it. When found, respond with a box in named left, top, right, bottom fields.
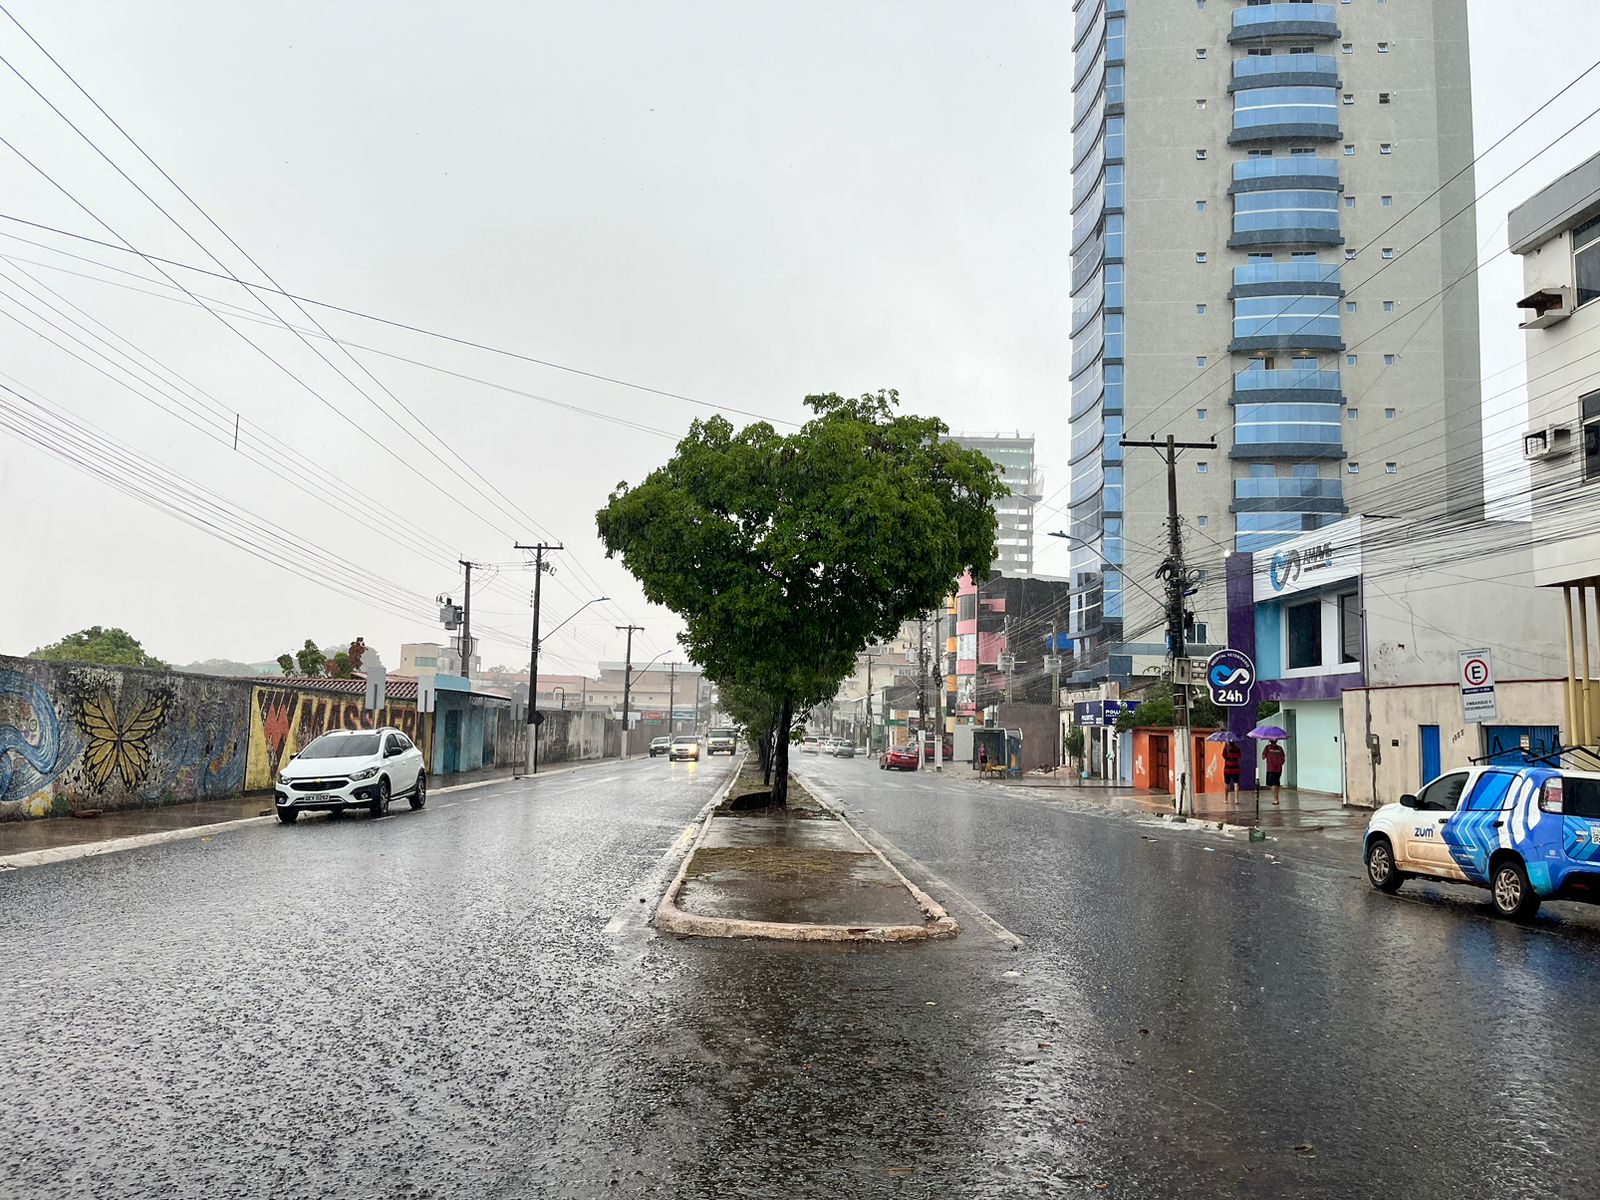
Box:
left=1068, top=0, right=1482, bottom=677
left=951, top=433, right=1043, bottom=576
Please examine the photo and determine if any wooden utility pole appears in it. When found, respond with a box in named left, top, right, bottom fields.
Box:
left=513, top=542, right=562, bottom=774
left=616, top=625, right=644, bottom=756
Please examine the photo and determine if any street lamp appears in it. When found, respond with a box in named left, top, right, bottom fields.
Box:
left=528, top=595, right=608, bottom=776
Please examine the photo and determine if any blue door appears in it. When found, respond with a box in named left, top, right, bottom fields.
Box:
left=1484, top=725, right=1561, bottom=767
left=1419, top=725, right=1441, bottom=786
left=443, top=709, right=461, bottom=774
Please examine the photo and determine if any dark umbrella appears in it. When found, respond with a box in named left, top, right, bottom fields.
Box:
left=1206, top=730, right=1244, bottom=743
left=1249, top=725, right=1290, bottom=740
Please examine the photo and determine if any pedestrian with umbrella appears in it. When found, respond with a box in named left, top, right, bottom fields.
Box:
left=1207, top=730, right=1244, bottom=801
left=1251, top=725, right=1290, bottom=804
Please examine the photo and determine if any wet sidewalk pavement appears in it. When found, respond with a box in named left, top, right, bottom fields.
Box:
left=0, top=762, right=581, bottom=862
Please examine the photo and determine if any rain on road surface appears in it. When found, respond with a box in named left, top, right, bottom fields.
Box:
left=5, top=753, right=1600, bottom=1198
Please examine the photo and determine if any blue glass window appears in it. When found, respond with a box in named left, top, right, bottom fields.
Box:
left=1104, top=415, right=1124, bottom=462
left=1105, top=262, right=1124, bottom=309
left=1234, top=402, right=1343, bottom=444
left=1233, top=189, right=1340, bottom=235
left=1104, top=363, right=1124, bottom=413
left=1233, top=86, right=1339, bottom=130
left=1103, top=570, right=1124, bottom=619
left=1106, top=64, right=1125, bottom=107
left=1106, top=164, right=1125, bottom=210
left=1106, top=17, right=1125, bottom=64
left=1104, top=465, right=1124, bottom=513
left=1104, top=517, right=1124, bottom=566
left=1105, top=313, right=1124, bottom=360
left=1106, top=214, right=1124, bottom=259
left=1106, top=115, right=1126, bottom=161
left=1233, top=294, right=1340, bottom=339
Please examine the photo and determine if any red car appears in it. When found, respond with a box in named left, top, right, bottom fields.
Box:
left=879, top=746, right=919, bottom=771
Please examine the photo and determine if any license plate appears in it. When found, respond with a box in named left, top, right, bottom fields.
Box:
left=305, top=794, right=334, bottom=803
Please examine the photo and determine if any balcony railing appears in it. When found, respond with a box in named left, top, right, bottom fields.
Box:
left=1231, top=53, right=1338, bottom=84
left=1232, top=262, right=1340, bottom=287
left=1232, top=157, right=1340, bottom=186
left=1229, top=3, right=1339, bottom=41
left=1233, top=477, right=1343, bottom=500
left=1233, top=368, right=1342, bottom=392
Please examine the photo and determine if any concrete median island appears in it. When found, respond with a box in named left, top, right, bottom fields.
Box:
left=656, top=758, right=957, bottom=942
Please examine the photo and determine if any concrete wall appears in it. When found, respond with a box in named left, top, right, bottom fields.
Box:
left=246, top=684, right=428, bottom=791
left=535, top=710, right=622, bottom=764
left=1, top=654, right=251, bottom=819
left=1340, top=679, right=1567, bottom=807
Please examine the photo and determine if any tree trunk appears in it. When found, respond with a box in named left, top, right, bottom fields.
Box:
left=759, top=729, right=773, bottom=784
left=772, top=696, right=793, bottom=806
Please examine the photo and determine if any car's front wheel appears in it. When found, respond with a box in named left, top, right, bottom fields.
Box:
left=1490, top=856, right=1541, bottom=921
left=1365, top=836, right=1402, bottom=893
left=409, top=773, right=427, bottom=811
left=370, top=777, right=391, bottom=818
left=275, top=806, right=298, bottom=825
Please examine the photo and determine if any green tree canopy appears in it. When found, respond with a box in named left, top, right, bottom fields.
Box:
left=29, top=626, right=169, bottom=670
left=597, top=390, right=1003, bottom=801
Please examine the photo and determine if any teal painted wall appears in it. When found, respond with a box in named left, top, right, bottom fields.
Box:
left=1286, top=701, right=1343, bottom=795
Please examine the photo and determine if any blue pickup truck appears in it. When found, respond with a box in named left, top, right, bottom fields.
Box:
left=1363, top=765, right=1600, bottom=920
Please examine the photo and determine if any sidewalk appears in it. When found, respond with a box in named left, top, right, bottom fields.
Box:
left=0, top=761, right=585, bottom=865
left=658, top=764, right=955, bottom=941
left=961, top=766, right=1371, bottom=839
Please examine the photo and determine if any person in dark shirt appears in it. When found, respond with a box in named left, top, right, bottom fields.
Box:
left=1223, top=739, right=1242, bottom=799
left=1263, top=739, right=1287, bottom=804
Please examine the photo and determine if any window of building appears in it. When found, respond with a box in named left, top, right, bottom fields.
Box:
left=1584, top=391, right=1600, bottom=480
left=1343, top=144, right=1355, bottom=156
left=1576, top=215, right=1600, bottom=307
left=1197, top=98, right=1208, bottom=110
left=1196, top=48, right=1208, bottom=60
left=1197, top=407, right=1208, bottom=420
left=1339, top=591, right=1361, bottom=663
left=1348, top=461, right=1360, bottom=473
left=1380, top=143, right=1393, bottom=155
left=1290, top=146, right=1315, bottom=156
left=1384, top=407, right=1396, bottom=420
left=1379, top=92, right=1391, bottom=104
left=1344, top=249, right=1357, bottom=260
left=1196, top=149, right=1208, bottom=160
left=1345, top=195, right=1356, bottom=208
left=1196, top=303, right=1207, bottom=315
left=1249, top=251, right=1274, bottom=261
left=1385, top=462, right=1398, bottom=474
left=1342, top=94, right=1354, bottom=105
left=1290, top=251, right=1316, bottom=261
left=1287, top=601, right=1321, bottom=670
left=1341, top=42, right=1353, bottom=54
left=1196, top=199, right=1207, bottom=212
left=1197, top=515, right=1209, bottom=527
left=1381, top=247, right=1395, bottom=259
left=1377, top=41, right=1390, bottom=53
left=1196, top=355, right=1207, bottom=367
left=1196, top=251, right=1208, bottom=262
left=1383, top=353, right=1396, bottom=365
left=1196, top=461, right=1209, bottom=473
left=1345, top=300, right=1357, bottom=313
left=1347, top=408, right=1358, bottom=420
left=1346, top=353, right=1358, bottom=365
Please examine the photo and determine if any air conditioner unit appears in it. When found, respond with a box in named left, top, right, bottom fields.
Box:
left=1523, top=424, right=1574, bottom=461
left=1518, top=285, right=1574, bottom=330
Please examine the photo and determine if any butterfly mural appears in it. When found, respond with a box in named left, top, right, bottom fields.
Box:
left=78, top=692, right=168, bottom=792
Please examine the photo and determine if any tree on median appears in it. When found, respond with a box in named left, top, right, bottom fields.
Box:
left=596, top=390, right=1002, bottom=804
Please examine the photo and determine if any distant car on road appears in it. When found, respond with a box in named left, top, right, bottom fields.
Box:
left=707, top=728, right=738, bottom=755
left=801, top=736, right=821, bottom=755
left=275, top=727, right=426, bottom=823
left=649, top=736, right=671, bottom=757
left=831, top=742, right=856, bottom=758
left=879, top=746, right=918, bottom=771
left=669, top=735, right=701, bottom=762
left=1365, top=765, right=1600, bottom=920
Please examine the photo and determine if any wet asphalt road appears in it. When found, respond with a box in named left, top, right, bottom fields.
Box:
left=5, top=753, right=1600, bottom=1198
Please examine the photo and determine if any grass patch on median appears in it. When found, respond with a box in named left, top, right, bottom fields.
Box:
left=717, top=758, right=831, bottom=817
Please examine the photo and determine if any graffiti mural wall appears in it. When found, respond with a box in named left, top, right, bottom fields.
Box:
left=0, top=654, right=250, bottom=819
left=245, top=686, right=430, bottom=791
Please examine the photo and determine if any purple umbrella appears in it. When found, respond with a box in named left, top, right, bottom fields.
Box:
left=1206, top=730, right=1244, bottom=743
left=1249, top=725, right=1290, bottom=740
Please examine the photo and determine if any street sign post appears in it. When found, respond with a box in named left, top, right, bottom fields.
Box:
left=363, top=665, right=387, bottom=712
left=417, top=676, right=436, bottom=714
left=1458, top=647, right=1499, bottom=724
left=1205, top=649, right=1256, bottom=707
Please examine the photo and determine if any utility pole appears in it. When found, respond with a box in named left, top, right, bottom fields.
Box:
left=667, top=662, right=678, bottom=735
left=1051, top=620, right=1062, bottom=770
left=514, top=542, right=562, bottom=775
left=933, top=610, right=945, bottom=772
left=1122, top=432, right=1214, bottom=817
left=864, top=652, right=879, bottom=752
left=1004, top=614, right=1015, bottom=703
left=458, top=560, right=474, bottom=678
left=916, top=616, right=928, bottom=742
left=972, top=575, right=983, bottom=727
left=616, top=624, right=643, bottom=757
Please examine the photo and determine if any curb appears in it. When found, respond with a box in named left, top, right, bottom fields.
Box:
left=655, top=760, right=958, bottom=943
left=0, top=754, right=638, bottom=874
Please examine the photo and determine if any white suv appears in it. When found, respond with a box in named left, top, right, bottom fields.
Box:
left=275, top=727, right=427, bottom=823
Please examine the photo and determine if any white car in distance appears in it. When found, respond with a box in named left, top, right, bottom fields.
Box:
left=275, top=727, right=427, bottom=823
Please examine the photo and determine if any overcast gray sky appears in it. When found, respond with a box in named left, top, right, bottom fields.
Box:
left=0, top=1, right=1595, bottom=675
